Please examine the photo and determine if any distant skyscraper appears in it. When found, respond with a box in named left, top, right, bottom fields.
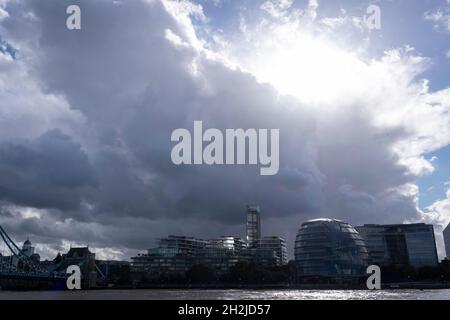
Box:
left=444, top=223, right=450, bottom=258
left=246, top=205, right=261, bottom=248
left=356, top=223, right=438, bottom=268
left=21, top=239, right=35, bottom=258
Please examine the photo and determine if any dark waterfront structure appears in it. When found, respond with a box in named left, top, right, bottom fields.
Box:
left=131, top=206, right=288, bottom=281
left=0, top=226, right=68, bottom=290
left=1, top=205, right=289, bottom=289
left=0, top=235, right=131, bottom=290
left=256, top=236, right=288, bottom=266
left=58, top=247, right=98, bottom=288
left=131, top=235, right=287, bottom=280
left=1, top=213, right=445, bottom=289
left=96, top=260, right=131, bottom=286
left=355, top=223, right=438, bottom=268
left=131, top=236, right=247, bottom=278
left=294, top=219, right=369, bottom=280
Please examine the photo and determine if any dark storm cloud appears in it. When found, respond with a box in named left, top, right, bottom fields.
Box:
left=0, top=0, right=447, bottom=259
left=0, top=129, right=96, bottom=210
left=3, top=0, right=325, bottom=223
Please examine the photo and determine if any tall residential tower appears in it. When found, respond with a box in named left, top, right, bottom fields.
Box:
left=246, top=205, right=261, bottom=248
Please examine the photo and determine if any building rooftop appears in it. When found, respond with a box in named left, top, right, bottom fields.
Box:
left=357, top=223, right=432, bottom=228
left=302, top=218, right=343, bottom=225
left=65, top=247, right=93, bottom=258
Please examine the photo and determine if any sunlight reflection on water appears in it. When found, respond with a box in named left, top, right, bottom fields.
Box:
left=0, top=289, right=450, bottom=300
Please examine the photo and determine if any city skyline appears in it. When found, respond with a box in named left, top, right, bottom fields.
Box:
left=1, top=207, right=445, bottom=265
left=0, top=0, right=450, bottom=265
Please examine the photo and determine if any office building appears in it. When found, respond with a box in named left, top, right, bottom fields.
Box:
left=246, top=205, right=261, bottom=248
left=356, top=223, right=438, bottom=268
left=256, top=236, right=288, bottom=266
left=444, top=223, right=450, bottom=258
left=208, top=237, right=247, bottom=255
left=131, top=236, right=248, bottom=277
left=295, top=219, right=369, bottom=278
left=21, top=239, right=35, bottom=258
left=148, top=235, right=208, bottom=257
left=131, top=232, right=289, bottom=278
left=0, top=239, right=40, bottom=271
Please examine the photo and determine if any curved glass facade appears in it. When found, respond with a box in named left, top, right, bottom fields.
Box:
left=295, top=219, right=369, bottom=277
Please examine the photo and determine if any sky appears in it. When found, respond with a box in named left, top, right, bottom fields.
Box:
left=0, top=0, right=450, bottom=260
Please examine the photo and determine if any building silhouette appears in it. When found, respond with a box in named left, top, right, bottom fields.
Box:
left=444, top=223, right=450, bottom=259
left=131, top=236, right=248, bottom=277
left=295, top=219, right=369, bottom=279
left=59, top=247, right=97, bottom=288
left=246, top=205, right=261, bottom=248
left=356, top=223, right=438, bottom=268
left=256, top=236, right=288, bottom=266
left=131, top=206, right=288, bottom=279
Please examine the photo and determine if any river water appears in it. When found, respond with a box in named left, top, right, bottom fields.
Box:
left=0, top=289, right=449, bottom=300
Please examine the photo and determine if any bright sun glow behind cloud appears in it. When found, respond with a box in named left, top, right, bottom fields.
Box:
left=238, top=32, right=366, bottom=105
left=215, top=5, right=450, bottom=181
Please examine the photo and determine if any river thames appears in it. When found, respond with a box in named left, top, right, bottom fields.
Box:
left=0, top=289, right=449, bottom=300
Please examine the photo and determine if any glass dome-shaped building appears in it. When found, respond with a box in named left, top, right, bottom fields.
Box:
left=295, top=218, right=369, bottom=278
